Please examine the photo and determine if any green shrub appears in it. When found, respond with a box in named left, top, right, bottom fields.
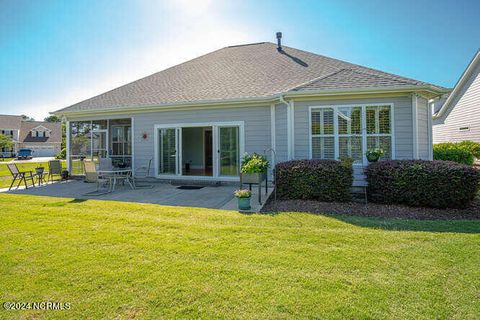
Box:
left=275, top=160, right=353, bottom=202
left=433, top=143, right=474, bottom=165
left=457, top=140, right=480, bottom=158
left=241, top=153, right=269, bottom=173
left=366, top=160, right=480, bottom=209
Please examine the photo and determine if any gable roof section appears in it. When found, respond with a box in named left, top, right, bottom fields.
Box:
left=291, top=68, right=416, bottom=91
left=55, top=42, right=447, bottom=114
left=434, top=49, right=480, bottom=119
left=20, top=121, right=61, bottom=143
left=0, top=115, right=23, bottom=130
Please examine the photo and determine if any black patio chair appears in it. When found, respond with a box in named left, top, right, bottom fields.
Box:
left=7, top=163, right=36, bottom=190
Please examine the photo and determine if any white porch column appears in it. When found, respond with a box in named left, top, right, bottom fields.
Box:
left=412, top=94, right=419, bottom=159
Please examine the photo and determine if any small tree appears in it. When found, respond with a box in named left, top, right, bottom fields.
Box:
left=44, top=115, right=61, bottom=123
left=0, top=134, right=14, bottom=152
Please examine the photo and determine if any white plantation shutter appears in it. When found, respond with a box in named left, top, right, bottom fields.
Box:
left=366, top=105, right=392, bottom=160
left=311, top=104, right=393, bottom=163
left=311, top=108, right=335, bottom=159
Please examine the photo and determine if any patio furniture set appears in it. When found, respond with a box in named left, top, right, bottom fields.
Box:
left=7, top=160, right=63, bottom=190
left=82, top=158, right=152, bottom=196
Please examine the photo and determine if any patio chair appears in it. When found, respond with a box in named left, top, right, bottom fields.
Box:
left=7, top=163, right=36, bottom=190
left=48, top=160, right=63, bottom=182
left=135, top=158, right=152, bottom=177
left=82, top=159, right=112, bottom=196
left=99, top=158, right=113, bottom=171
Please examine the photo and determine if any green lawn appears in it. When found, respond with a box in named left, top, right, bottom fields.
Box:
left=0, top=161, right=66, bottom=189
left=1, top=194, right=479, bottom=319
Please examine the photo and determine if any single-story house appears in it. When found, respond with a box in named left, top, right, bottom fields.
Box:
left=53, top=35, right=447, bottom=184
left=0, top=115, right=62, bottom=157
left=433, top=49, right=480, bottom=143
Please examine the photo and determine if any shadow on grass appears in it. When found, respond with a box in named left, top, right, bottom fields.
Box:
left=69, top=198, right=88, bottom=204
left=323, top=213, right=480, bottom=234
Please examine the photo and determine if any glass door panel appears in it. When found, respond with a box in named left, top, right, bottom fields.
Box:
left=91, top=130, right=107, bottom=162
left=218, top=126, right=239, bottom=176
left=159, top=128, right=177, bottom=175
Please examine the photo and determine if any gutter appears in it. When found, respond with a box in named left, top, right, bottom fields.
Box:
left=53, top=85, right=449, bottom=118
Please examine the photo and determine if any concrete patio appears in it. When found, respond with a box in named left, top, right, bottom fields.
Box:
left=3, top=179, right=273, bottom=211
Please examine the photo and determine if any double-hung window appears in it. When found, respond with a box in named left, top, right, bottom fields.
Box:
left=311, top=104, right=393, bottom=164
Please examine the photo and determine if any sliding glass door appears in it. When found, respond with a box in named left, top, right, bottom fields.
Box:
left=218, top=126, right=239, bottom=176
left=155, top=123, right=242, bottom=178
left=158, top=128, right=178, bottom=175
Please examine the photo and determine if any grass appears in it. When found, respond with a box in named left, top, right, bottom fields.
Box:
left=0, top=161, right=66, bottom=189
left=0, top=157, right=14, bottom=162
left=0, top=194, right=479, bottom=319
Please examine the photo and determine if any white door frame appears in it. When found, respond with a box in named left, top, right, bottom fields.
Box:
left=153, top=121, right=244, bottom=181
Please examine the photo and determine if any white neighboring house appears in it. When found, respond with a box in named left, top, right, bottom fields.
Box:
left=433, top=50, right=480, bottom=143
left=0, top=115, right=62, bottom=157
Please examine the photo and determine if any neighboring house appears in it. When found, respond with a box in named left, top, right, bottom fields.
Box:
left=433, top=49, right=480, bottom=143
left=0, top=115, right=62, bottom=157
left=53, top=35, right=447, bottom=185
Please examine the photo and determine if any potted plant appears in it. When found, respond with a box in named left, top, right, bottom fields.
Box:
left=35, top=166, right=44, bottom=176
left=240, top=153, right=269, bottom=184
left=366, top=148, right=384, bottom=163
left=234, top=189, right=252, bottom=210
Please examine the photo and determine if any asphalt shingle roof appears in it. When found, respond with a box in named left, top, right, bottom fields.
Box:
left=56, top=42, right=441, bottom=113
left=20, top=121, right=62, bottom=143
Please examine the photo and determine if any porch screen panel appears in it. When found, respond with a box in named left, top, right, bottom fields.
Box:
left=311, top=108, right=334, bottom=159
left=219, top=127, right=239, bottom=176
left=70, top=121, right=92, bottom=175
left=159, top=128, right=176, bottom=175
left=366, top=105, right=392, bottom=159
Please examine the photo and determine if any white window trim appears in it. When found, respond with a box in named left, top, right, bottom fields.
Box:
left=308, top=103, right=395, bottom=166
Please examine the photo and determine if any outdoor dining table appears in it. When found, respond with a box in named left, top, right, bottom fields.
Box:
left=97, top=168, right=136, bottom=193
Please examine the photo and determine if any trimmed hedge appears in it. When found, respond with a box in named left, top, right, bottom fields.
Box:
left=433, top=146, right=474, bottom=165
left=275, top=160, right=353, bottom=202
left=366, top=160, right=480, bottom=209
left=433, top=141, right=480, bottom=165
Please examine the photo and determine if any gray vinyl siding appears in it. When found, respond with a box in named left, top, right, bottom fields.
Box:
left=274, top=104, right=288, bottom=163
left=132, top=105, right=272, bottom=175
left=416, top=96, right=430, bottom=159
left=433, top=61, right=480, bottom=143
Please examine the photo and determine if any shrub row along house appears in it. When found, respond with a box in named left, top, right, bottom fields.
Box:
left=53, top=34, right=448, bottom=185
left=0, top=115, right=62, bottom=157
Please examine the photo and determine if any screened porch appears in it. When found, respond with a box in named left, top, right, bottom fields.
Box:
left=68, top=119, right=132, bottom=175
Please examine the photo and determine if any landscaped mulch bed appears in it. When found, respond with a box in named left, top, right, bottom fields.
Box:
left=261, top=198, right=480, bottom=220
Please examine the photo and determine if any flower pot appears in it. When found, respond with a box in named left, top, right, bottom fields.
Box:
left=237, top=197, right=251, bottom=210
left=367, top=155, right=379, bottom=163
left=240, top=172, right=266, bottom=184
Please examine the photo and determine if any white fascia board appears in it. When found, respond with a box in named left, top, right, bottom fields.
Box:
left=53, top=85, right=448, bottom=119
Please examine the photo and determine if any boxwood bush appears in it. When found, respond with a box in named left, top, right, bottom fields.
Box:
left=433, top=141, right=480, bottom=165
left=275, top=160, right=353, bottom=202
left=366, top=160, right=480, bottom=208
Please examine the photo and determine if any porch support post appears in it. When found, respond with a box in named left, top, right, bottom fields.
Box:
left=287, top=100, right=295, bottom=160
left=427, top=100, right=433, bottom=160
left=66, top=120, right=71, bottom=172
left=412, top=93, right=419, bottom=159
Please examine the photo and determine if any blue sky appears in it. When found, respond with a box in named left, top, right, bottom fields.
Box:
left=0, top=0, right=479, bottom=120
